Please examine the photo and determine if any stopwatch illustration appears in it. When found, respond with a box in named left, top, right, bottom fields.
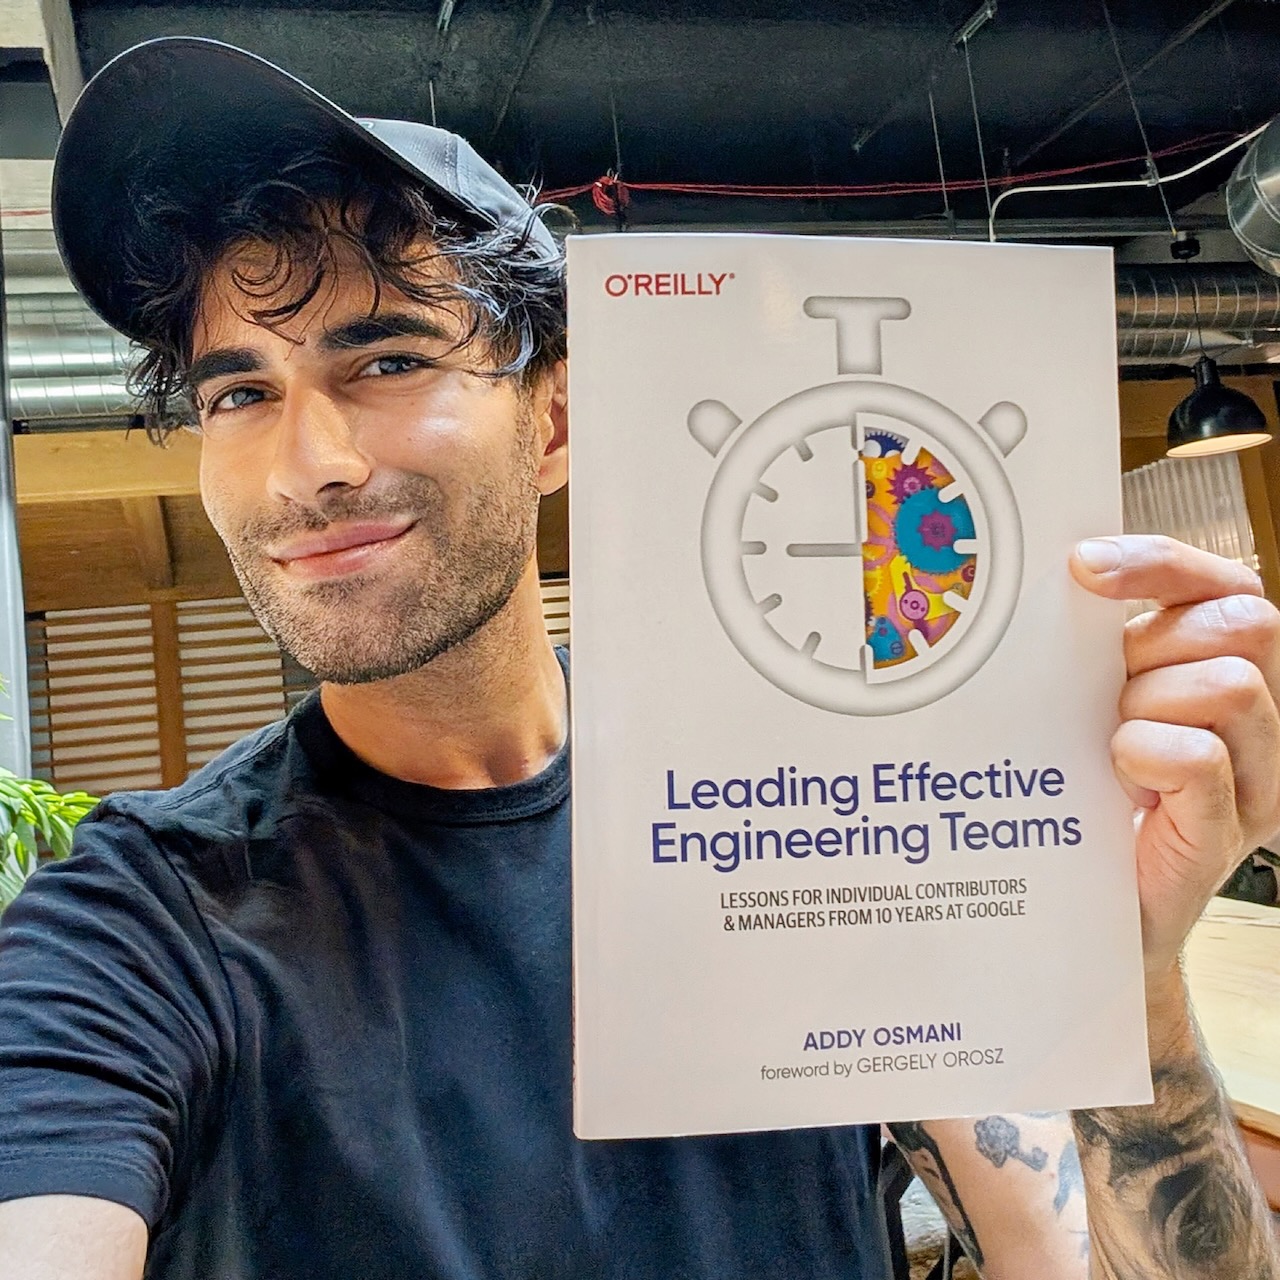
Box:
left=689, top=296, right=1025, bottom=716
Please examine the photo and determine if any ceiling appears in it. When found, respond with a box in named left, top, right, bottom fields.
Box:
left=2, top=0, right=1277, bottom=244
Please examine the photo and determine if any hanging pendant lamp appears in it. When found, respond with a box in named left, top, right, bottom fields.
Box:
left=1166, top=355, right=1273, bottom=457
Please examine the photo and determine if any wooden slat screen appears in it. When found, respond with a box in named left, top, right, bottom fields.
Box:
left=177, top=598, right=287, bottom=773
left=542, top=577, right=569, bottom=647
left=26, top=605, right=163, bottom=793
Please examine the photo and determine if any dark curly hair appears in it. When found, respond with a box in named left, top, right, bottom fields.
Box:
left=121, top=137, right=567, bottom=439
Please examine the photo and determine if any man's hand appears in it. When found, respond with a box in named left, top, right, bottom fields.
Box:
left=1070, top=534, right=1280, bottom=993
left=1067, top=533, right=1280, bottom=1280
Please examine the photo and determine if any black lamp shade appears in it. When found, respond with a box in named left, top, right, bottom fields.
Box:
left=1167, top=356, right=1273, bottom=457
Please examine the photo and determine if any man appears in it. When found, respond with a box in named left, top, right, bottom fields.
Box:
left=0, top=35, right=1276, bottom=1280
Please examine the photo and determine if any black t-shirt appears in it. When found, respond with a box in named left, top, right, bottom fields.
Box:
left=0, top=673, right=892, bottom=1278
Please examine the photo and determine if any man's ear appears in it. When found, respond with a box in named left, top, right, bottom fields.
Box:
left=535, top=358, right=568, bottom=497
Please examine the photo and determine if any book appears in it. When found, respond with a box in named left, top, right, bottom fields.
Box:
left=567, top=232, right=1152, bottom=1140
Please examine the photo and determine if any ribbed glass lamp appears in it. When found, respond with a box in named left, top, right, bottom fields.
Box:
left=1167, top=355, right=1273, bottom=457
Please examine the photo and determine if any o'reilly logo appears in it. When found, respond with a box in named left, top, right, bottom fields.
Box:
left=604, top=271, right=734, bottom=298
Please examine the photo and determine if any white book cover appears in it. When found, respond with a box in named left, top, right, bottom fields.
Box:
left=567, top=233, right=1152, bottom=1140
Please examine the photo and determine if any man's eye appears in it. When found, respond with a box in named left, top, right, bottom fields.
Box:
left=360, top=354, right=428, bottom=378
left=206, top=386, right=265, bottom=415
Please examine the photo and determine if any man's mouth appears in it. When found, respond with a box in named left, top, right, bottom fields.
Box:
left=268, top=519, right=417, bottom=580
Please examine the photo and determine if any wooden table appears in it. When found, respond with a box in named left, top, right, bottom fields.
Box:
left=1185, top=898, right=1280, bottom=1208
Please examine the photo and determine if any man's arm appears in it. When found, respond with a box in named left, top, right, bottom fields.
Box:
left=0, top=1196, right=146, bottom=1280
left=0, top=815, right=235, bottom=1276
left=888, top=1112, right=1090, bottom=1279
left=1071, top=973, right=1279, bottom=1280
left=1066, top=535, right=1280, bottom=1279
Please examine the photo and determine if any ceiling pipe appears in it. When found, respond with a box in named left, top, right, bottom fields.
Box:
left=1117, top=328, right=1246, bottom=363
left=1114, top=263, right=1280, bottom=331
left=1228, top=114, right=1280, bottom=276
left=6, top=294, right=134, bottom=379
left=5, top=294, right=138, bottom=425
left=8, top=375, right=136, bottom=424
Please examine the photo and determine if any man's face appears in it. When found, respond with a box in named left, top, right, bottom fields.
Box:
left=192, top=240, right=564, bottom=684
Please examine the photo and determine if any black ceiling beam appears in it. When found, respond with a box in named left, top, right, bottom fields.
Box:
left=851, top=1, right=996, bottom=156
left=1014, top=0, right=1240, bottom=169
left=486, top=0, right=556, bottom=148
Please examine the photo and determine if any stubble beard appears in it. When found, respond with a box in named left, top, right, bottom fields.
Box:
left=222, top=412, right=542, bottom=684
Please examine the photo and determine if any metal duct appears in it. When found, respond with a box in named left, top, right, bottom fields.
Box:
left=9, top=375, right=136, bottom=424
left=1113, top=264, right=1280, bottom=331
left=1117, top=328, right=1242, bottom=363
left=1228, top=115, right=1280, bottom=277
left=7, top=295, right=133, bottom=377
left=5, top=294, right=139, bottom=425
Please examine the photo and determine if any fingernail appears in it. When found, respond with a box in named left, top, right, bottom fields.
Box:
left=1077, top=538, right=1122, bottom=574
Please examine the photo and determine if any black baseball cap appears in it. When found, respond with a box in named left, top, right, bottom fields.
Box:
left=52, top=36, right=560, bottom=341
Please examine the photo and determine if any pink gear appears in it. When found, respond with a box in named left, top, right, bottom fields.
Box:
left=899, top=571, right=930, bottom=623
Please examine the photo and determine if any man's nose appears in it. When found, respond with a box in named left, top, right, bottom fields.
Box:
left=266, top=384, right=373, bottom=504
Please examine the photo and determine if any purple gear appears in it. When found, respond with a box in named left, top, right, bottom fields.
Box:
left=918, top=510, right=957, bottom=551
left=889, top=462, right=932, bottom=504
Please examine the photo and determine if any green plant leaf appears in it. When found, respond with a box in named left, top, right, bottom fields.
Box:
left=0, top=685, right=100, bottom=913
left=46, top=814, right=74, bottom=859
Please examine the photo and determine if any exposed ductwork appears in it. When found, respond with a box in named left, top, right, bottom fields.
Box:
left=1114, top=263, right=1280, bottom=366
left=1114, top=264, right=1280, bottom=331
left=6, top=294, right=138, bottom=426
left=1228, top=115, right=1280, bottom=278
left=5, top=261, right=1280, bottom=428
left=1116, top=328, right=1247, bottom=363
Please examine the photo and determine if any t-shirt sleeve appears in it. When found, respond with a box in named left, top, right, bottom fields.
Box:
left=0, top=808, right=235, bottom=1228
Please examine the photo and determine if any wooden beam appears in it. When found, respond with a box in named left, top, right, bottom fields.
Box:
left=121, top=496, right=175, bottom=590
left=1240, top=449, right=1280, bottom=602
left=148, top=602, right=187, bottom=788
left=1255, top=434, right=1280, bottom=604
left=15, top=430, right=202, bottom=504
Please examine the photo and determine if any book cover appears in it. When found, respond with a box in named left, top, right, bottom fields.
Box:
left=567, top=233, right=1152, bottom=1140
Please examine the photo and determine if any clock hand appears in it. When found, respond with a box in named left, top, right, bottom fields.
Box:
left=785, top=543, right=860, bottom=557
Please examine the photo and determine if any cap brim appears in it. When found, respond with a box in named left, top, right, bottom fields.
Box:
left=52, top=37, right=487, bottom=339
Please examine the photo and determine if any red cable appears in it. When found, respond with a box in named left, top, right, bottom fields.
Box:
left=541, top=131, right=1240, bottom=207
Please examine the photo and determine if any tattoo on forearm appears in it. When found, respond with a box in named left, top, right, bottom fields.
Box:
left=974, top=1114, right=1049, bottom=1172
left=1054, top=1140, right=1084, bottom=1216
left=888, top=1120, right=984, bottom=1267
left=1073, top=1059, right=1280, bottom=1280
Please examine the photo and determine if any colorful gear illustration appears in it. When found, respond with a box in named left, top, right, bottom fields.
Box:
left=893, top=487, right=975, bottom=574
left=889, top=461, right=932, bottom=503
left=863, top=429, right=906, bottom=457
